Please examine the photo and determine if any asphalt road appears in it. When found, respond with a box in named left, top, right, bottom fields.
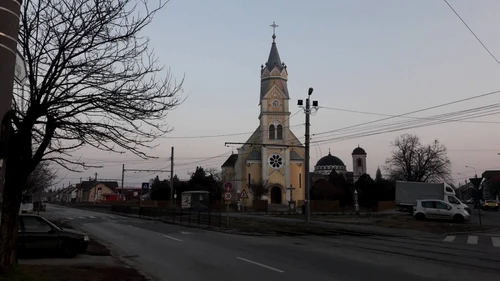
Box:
left=43, top=204, right=500, bottom=281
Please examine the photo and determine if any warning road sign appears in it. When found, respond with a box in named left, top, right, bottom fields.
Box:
left=223, top=192, right=232, bottom=201
left=239, top=190, right=249, bottom=199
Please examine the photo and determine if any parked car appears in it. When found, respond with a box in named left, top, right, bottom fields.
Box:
left=17, top=214, right=89, bottom=258
left=413, top=199, right=470, bottom=223
left=482, top=200, right=499, bottom=211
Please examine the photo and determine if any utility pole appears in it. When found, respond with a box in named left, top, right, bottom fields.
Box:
left=0, top=0, right=23, bottom=195
left=121, top=164, right=125, bottom=201
left=170, top=146, right=174, bottom=205
left=298, top=87, right=318, bottom=223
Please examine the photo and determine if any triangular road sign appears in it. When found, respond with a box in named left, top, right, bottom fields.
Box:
left=239, top=190, right=249, bottom=199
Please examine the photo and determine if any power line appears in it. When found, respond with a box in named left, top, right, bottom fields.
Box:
left=310, top=103, right=500, bottom=144
left=443, top=0, right=500, bottom=65
left=313, top=89, right=500, bottom=138
left=319, top=106, right=500, bottom=124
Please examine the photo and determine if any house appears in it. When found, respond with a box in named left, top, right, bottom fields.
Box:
left=79, top=181, right=118, bottom=203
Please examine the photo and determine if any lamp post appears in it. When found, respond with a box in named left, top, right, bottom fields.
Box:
left=465, top=166, right=477, bottom=178
left=298, top=87, right=319, bottom=223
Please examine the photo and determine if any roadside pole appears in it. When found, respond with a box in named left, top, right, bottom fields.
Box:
left=0, top=0, right=23, bottom=195
left=170, top=146, right=174, bottom=206
left=470, top=177, right=483, bottom=226
left=121, top=164, right=125, bottom=200
left=298, top=88, right=318, bottom=223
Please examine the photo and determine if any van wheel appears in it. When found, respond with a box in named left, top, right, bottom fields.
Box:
left=415, top=213, right=425, bottom=221
left=453, top=214, right=464, bottom=223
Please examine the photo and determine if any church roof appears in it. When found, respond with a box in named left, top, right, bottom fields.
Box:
left=264, top=42, right=283, bottom=72
left=352, top=146, right=367, bottom=155
left=316, top=152, right=345, bottom=167
left=221, top=154, right=238, bottom=168
left=247, top=150, right=261, bottom=161
left=290, top=150, right=303, bottom=161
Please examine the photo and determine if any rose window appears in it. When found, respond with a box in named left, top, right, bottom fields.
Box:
left=269, top=154, right=283, bottom=169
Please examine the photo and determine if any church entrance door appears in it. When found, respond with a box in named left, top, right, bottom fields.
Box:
left=271, top=186, right=282, bottom=204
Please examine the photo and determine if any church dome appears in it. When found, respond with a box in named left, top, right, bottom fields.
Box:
left=316, top=152, right=345, bottom=167
left=352, top=146, right=367, bottom=155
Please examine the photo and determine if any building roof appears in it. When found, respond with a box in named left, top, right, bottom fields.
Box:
left=264, top=41, right=283, bottom=72
left=352, top=146, right=367, bottom=155
left=247, top=150, right=261, bottom=161
left=81, top=181, right=119, bottom=191
left=259, top=35, right=289, bottom=101
left=316, top=152, right=345, bottom=167
left=222, top=154, right=238, bottom=168
left=290, top=150, right=304, bottom=161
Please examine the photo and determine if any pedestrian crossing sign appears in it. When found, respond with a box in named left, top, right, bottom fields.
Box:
left=239, top=190, right=249, bottom=199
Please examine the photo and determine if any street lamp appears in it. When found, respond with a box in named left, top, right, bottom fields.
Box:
left=298, top=87, right=319, bottom=223
left=465, top=166, right=477, bottom=178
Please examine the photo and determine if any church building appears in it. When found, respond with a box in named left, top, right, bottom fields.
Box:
left=221, top=26, right=305, bottom=206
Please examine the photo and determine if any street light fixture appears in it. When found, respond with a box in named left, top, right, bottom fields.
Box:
left=465, top=165, right=478, bottom=178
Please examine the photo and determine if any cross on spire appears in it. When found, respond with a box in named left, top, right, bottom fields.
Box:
left=270, top=21, right=279, bottom=42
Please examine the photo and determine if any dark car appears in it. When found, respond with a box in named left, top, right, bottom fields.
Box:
left=17, top=214, right=89, bottom=258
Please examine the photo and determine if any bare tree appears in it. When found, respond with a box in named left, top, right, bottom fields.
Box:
left=384, top=134, right=451, bottom=183
left=249, top=180, right=269, bottom=200
left=0, top=0, right=182, bottom=270
left=23, top=162, right=57, bottom=196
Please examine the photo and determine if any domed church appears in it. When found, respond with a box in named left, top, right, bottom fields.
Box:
left=312, top=146, right=368, bottom=185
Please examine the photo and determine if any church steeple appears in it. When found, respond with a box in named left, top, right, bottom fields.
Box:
left=263, top=21, right=284, bottom=72
left=260, top=21, right=289, bottom=103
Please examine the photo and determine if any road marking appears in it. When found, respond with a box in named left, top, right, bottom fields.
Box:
left=163, top=235, right=183, bottom=242
left=68, top=217, right=74, bottom=220
left=443, top=236, right=455, bottom=242
left=467, top=236, right=478, bottom=245
left=89, top=216, right=96, bottom=219
left=492, top=237, right=500, bottom=247
left=236, top=257, right=284, bottom=273
left=180, top=231, right=194, bottom=235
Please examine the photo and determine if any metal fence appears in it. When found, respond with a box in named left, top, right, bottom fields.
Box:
left=110, top=205, right=224, bottom=229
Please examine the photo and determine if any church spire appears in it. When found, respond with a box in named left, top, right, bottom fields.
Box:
left=264, top=21, right=283, bottom=72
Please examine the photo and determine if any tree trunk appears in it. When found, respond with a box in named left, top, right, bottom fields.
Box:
left=0, top=167, right=23, bottom=272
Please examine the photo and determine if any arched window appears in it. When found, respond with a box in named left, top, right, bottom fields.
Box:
left=277, top=124, right=283, bottom=139
left=357, top=158, right=362, bottom=167
left=269, top=124, right=275, bottom=139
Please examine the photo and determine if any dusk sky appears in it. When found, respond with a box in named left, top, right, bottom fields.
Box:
left=56, top=0, right=500, bottom=188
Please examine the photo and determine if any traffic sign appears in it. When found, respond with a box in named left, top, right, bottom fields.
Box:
left=469, top=177, right=482, bottom=188
left=141, top=182, right=150, bottom=191
left=239, top=190, right=249, bottom=199
left=223, top=192, right=232, bottom=201
left=223, top=181, right=233, bottom=191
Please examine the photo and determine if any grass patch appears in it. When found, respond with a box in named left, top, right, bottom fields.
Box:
left=0, top=265, right=148, bottom=281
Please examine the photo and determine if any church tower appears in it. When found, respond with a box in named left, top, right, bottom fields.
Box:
left=352, top=146, right=367, bottom=182
left=221, top=22, right=305, bottom=207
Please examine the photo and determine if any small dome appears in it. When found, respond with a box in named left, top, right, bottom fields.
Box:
left=352, top=146, right=367, bottom=155
left=316, top=152, right=345, bottom=167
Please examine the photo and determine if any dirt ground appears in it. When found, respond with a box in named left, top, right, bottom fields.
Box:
left=269, top=213, right=496, bottom=234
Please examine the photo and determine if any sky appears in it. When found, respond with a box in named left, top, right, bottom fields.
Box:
left=55, top=0, right=500, bottom=188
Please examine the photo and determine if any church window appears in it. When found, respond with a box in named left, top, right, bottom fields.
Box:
left=269, top=124, right=275, bottom=139
left=269, top=154, right=283, bottom=169
left=357, top=158, right=362, bottom=167
left=276, top=124, right=283, bottom=139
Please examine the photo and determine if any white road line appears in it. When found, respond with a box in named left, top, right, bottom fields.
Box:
left=443, top=236, right=455, bottom=242
left=68, top=217, right=74, bottom=220
left=467, top=236, right=478, bottom=245
left=236, top=257, right=284, bottom=273
left=163, top=235, right=183, bottom=242
left=492, top=237, right=500, bottom=247
left=89, top=216, right=96, bottom=219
